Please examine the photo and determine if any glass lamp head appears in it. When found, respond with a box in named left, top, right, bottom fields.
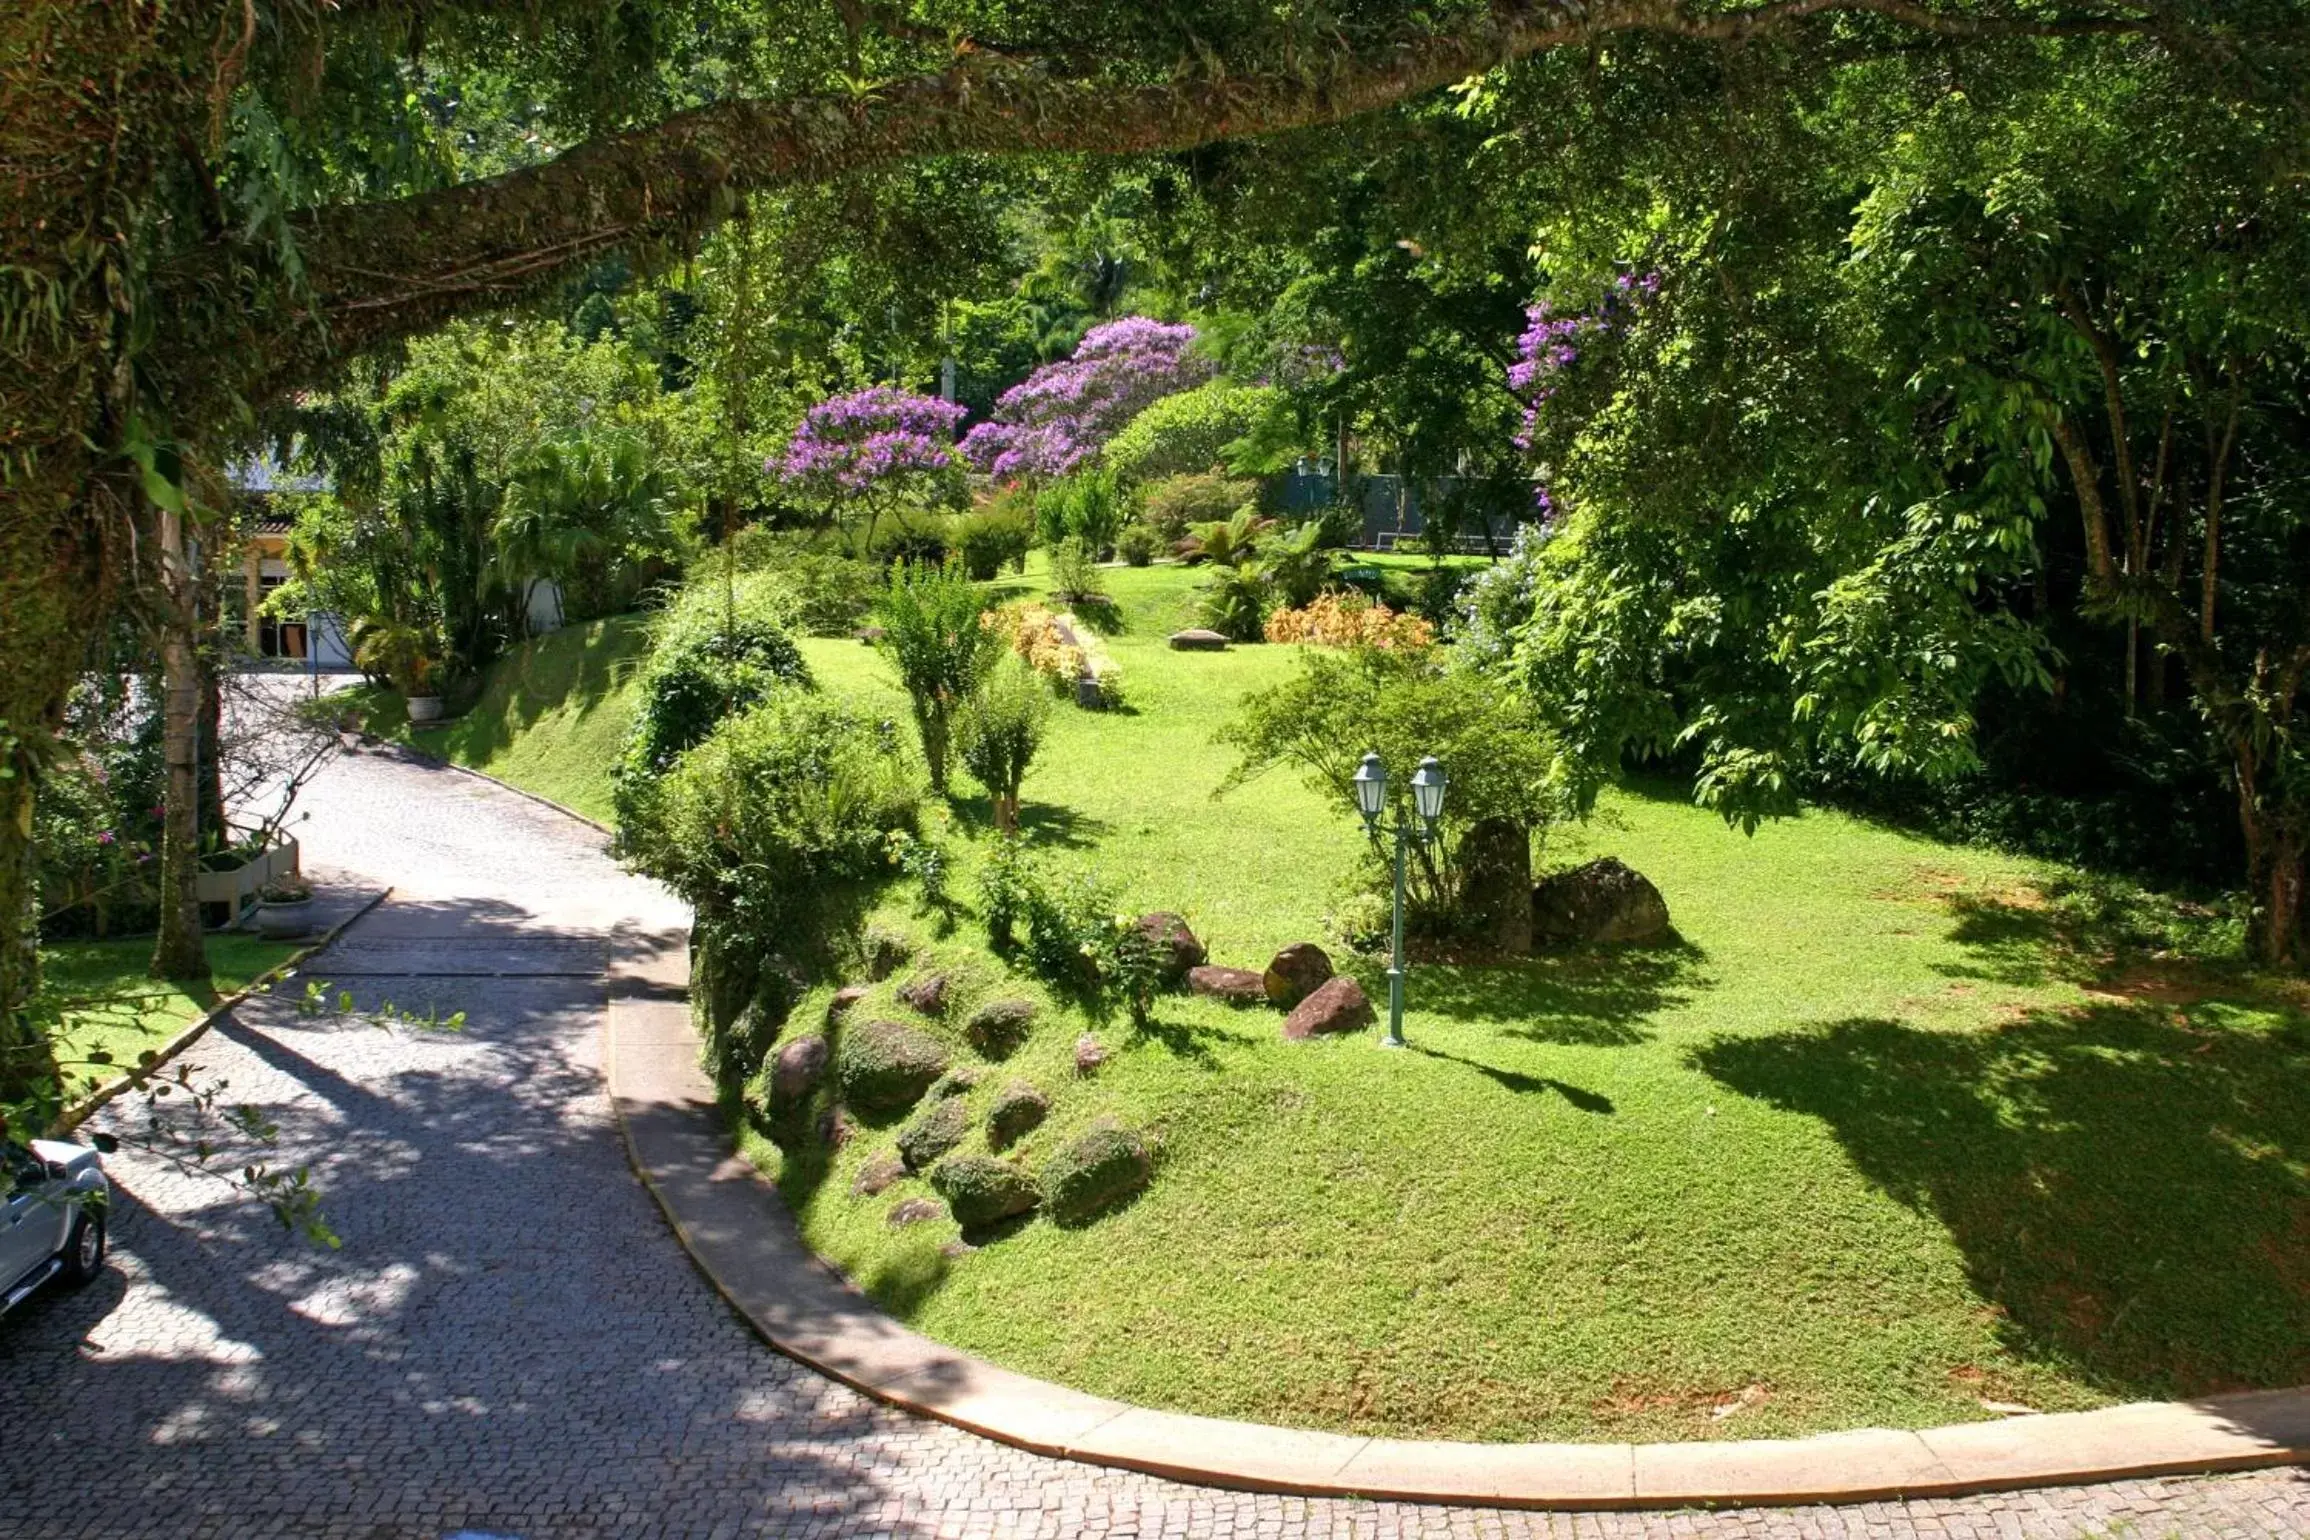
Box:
left=1352, top=751, right=1387, bottom=827
left=1411, top=756, right=1448, bottom=827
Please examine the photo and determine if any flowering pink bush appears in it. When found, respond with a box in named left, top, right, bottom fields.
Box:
left=960, top=317, right=1215, bottom=479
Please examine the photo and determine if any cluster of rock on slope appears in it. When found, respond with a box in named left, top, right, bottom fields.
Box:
left=760, top=947, right=1155, bottom=1241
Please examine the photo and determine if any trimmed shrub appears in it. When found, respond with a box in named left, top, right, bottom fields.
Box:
left=1105, top=380, right=1283, bottom=485
left=878, top=559, right=999, bottom=795
left=613, top=573, right=813, bottom=843
left=930, top=1154, right=1040, bottom=1229
left=1040, top=1119, right=1152, bottom=1224
left=1047, top=537, right=1104, bottom=600
left=948, top=506, right=1033, bottom=580
left=835, top=1018, right=951, bottom=1113
left=1036, top=468, right=1124, bottom=551
left=1116, top=524, right=1161, bottom=567
left=623, top=693, right=919, bottom=945
left=964, top=997, right=1037, bottom=1058
left=897, top=1096, right=971, bottom=1171
left=958, top=659, right=1050, bottom=834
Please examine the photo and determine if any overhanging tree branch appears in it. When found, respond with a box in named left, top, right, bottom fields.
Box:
left=196, top=0, right=2153, bottom=392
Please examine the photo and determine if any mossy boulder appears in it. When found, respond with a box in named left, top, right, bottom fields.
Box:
left=964, top=998, right=1038, bottom=1058
left=926, top=1067, right=980, bottom=1101
left=986, top=1081, right=1050, bottom=1150
left=863, top=926, right=913, bottom=980
left=1040, top=1119, right=1152, bottom=1224
left=897, top=1096, right=972, bottom=1172
left=834, top=1018, right=951, bottom=1113
left=930, top=1154, right=1040, bottom=1229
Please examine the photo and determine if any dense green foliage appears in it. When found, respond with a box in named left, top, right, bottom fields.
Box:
left=957, top=661, right=1051, bottom=833
left=1104, top=381, right=1283, bottom=485
left=622, top=692, right=919, bottom=950
left=876, top=560, right=1000, bottom=794
left=612, top=573, right=812, bottom=841
left=1223, top=645, right=1570, bottom=928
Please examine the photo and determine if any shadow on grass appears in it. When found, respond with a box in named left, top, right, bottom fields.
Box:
left=1694, top=1002, right=2310, bottom=1399
left=1413, top=941, right=1705, bottom=1047
left=1012, top=800, right=1114, bottom=851
left=400, top=613, right=648, bottom=765
left=1131, top=1009, right=1259, bottom=1067
left=1409, top=1045, right=1616, bottom=1113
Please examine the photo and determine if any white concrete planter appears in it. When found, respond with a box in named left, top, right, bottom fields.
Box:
left=406, top=694, right=447, bottom=725
left=195, top=835, right=300, bottom=927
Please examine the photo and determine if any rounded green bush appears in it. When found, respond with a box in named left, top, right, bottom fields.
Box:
left=930, top=1154, right=1040, bottom=1229
left=835, top=1018, right=951, bottom=1113
left=1039, top=1119, right=1152, bottom=1224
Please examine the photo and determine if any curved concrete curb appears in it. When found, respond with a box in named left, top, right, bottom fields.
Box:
left=603, top=926, right=2310, bottom=1511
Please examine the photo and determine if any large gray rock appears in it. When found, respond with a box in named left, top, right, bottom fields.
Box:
left=1282, top=975, right=1375, bottom=1040
left=1531, top=857, right=1671, bottom=946
left=1263, top=942, right=1335, bottom=1009
left=1459, top=818, right=1535, bottom=956
left=1168, top=628, right=1230, bottom=651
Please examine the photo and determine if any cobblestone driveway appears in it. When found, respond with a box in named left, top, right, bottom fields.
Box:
left=3, top=742, right=2305, bottom=1539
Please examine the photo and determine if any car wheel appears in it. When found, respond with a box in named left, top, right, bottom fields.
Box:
left=60, top=1208, right=106, bottom=1286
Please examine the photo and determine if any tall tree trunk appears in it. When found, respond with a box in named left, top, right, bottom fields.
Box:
left=150, top=504, right=210, bottom=983
left=0, top=454, right=114, bottom=1125
left=2232, top=739, right=2306, bottom=969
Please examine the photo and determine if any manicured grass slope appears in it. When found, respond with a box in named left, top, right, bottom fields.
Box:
left=458, top=557, right=2310, bottom=1443
left=367, top=612, right=653, bottom=823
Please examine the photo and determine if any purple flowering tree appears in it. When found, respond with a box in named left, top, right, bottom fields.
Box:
left=774, top=385, right=969, bottom=547
left=1508, top=272, right=1660, bottom=518
left=959, top=316, right=1215, bottom=480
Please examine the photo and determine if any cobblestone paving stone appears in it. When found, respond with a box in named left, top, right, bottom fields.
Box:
left=3, top=738, right=2305, bottom=1540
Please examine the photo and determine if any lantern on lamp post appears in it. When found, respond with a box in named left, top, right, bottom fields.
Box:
left=1353, top=751, right=1449, bottom=1048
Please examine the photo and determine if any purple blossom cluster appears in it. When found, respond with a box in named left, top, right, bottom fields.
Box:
left=1508, top=272, right=1661, bottom=452
left=773, top=385, right=968, bottom=500
left=1508, top=272, right=1660, bottom=520
left=960, top=316, right=1215, bottom=479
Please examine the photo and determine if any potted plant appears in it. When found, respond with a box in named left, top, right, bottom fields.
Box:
left=351, top=618, right=448, bottom=725
left=255, top=875, right=316, bottom=939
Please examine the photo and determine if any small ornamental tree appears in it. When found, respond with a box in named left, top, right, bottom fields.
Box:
left=958, top=659, right=1051, bottom=833
left=877, top=559, right=999, bottom=795
left=774, top=386, right=969, bottom=549
left=959, top=318, right=1215, bottom=480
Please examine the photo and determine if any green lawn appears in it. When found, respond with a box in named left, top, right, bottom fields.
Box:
left=40, top=935, right=303, bottom=1091
left=416, top=554, right=2310, bottom=1444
